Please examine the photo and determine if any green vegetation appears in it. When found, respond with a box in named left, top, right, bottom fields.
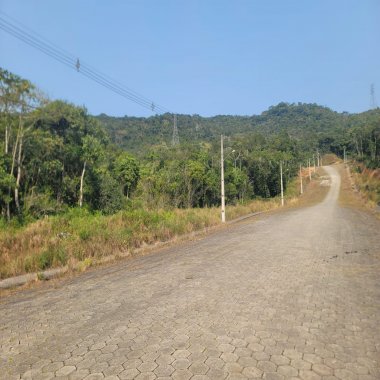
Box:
left=0, top=67, right=379, bottom=279
left=97, top=103, right=380, bottom=170
left=0, top=68, right=139, bottom=221
left=0, top=200, right=271, bottom=278
left=0, top=68, right=308, bottom=221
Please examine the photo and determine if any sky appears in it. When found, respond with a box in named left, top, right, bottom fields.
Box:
left=0, top=0, right=379, bottom=117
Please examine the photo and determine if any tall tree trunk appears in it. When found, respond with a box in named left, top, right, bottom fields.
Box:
left=15, top=130, right=23, bottom=213
left=360, top=137, right=363, bottom=158
left=5, top=125, right=8, bottom=154
left=79, top=161, right=86, bottom=207
left=4, top=105, right=10, bottom=155
left=14, top=115, right=32, bottom=215
left=354, top=138, right=360, bottom=156
left=6, top=118, right=20, bottom=221
left=6, top=202, right=10, bottom=221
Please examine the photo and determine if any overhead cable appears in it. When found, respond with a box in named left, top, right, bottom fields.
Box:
left=0, top=12, right=171, bottom=114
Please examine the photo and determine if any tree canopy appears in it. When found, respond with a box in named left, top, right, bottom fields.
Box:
left=1, top=68, right=379, bottom=222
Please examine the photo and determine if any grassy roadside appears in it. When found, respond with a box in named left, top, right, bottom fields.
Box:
left=337, top=161, right=380, bottom=215
left=285, top=166, right=329, bottom=208
left=0, top=169, right=327, bottom=283
left=310, top=153, right=379, bottom=212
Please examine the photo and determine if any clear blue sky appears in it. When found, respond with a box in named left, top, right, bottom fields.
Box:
left=1, top=0, right=379, bottom=117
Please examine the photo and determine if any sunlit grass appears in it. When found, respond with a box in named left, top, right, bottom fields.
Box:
left=0, top=173, right=325, bottom=280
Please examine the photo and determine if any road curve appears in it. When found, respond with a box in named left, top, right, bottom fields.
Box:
left=1, top=166, right=379, bottom=380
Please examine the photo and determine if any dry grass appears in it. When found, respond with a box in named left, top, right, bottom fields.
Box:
left=350, top=164, right=380, bottom=207
left=337, top=163, right=366, bottom=209
left=0, top=208, right=221, bottom=280
left=226, top=198, right=281, bottom=220
left=0, top=169, right=329, bottom=281
left=337, top=162, right=380, bottom=216
left=283, top=166, right=330, bottom=209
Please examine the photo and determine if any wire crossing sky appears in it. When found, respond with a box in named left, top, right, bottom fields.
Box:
left=0, top=11, right=170, bottom=114
left=0, top=1, right=379, bottom=117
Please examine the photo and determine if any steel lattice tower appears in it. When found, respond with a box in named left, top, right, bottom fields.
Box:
left=172, top=114, right=179, bottom=146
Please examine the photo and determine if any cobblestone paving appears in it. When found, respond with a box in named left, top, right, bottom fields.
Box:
left=1, top=166, right=380, bottom=379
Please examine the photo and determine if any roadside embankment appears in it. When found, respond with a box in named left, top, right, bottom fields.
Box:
left=337, top=162, right=380, bottom=216
left=0, top=167, right=326, bottom=291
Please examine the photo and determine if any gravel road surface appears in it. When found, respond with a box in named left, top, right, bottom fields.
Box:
left=1, top=166, right=379, bottom=380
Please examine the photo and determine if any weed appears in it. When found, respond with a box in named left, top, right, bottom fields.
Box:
left=77, top=258, right=93, bottom=272
left=23, top=256, right=34, bottom=272
left=37, top=247, right=67, bottom=270
left=0, top=177, right=322, bottom=280
left=79, top=230, right=91, bottom=241
left=37, top=272, right=46, bottom=281
left=38, top=250, right=54, bottom=270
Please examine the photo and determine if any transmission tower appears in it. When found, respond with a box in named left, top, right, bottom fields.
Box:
left=370, top=83, right=377, bottom=109
left=172, top=114, right=179, bottom=146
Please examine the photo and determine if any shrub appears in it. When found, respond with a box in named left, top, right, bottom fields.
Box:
left=38, top=250, right=54, bottom=270
left=98, top=173, right=124, bottom=215
left=37, top=247, right=67, bottom=270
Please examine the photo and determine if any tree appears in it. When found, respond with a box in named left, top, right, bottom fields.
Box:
left=97, top=172, right=124, bottom=215
left=79, top=135, right=104, bottom=207
left=114, top=152, right=140, bottom=198
left=0, top=150, right=14, bottom=218
left=0, top=68, right=40, bottom=219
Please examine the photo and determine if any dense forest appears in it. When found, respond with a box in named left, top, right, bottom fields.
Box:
left=98, top=103, right=380, bottom=167
left=1, top=68, right=379, bottom=223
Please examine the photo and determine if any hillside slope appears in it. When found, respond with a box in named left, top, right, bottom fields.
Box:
left=96, top=102, right=377, bottom=153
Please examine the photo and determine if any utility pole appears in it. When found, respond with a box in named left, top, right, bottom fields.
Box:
left=343, top=147, right=346, bottom=164
left=313, top=154, right=316, bottom=173
left=280, top=161, right=284, bottom=206
left=317, top=150, right=320, bottom=167
left=221, top=135, right=226, bottom=222
left=300, top=164, right=303, bottom=195
left=308, top=159, right=312, bottom=181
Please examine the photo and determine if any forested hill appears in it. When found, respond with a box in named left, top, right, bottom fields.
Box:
left=96, top=102, right=380, bottom=153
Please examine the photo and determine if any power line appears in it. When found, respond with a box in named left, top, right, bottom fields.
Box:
left=1, top=12, right=166, bottom=112
left=0, top=11, right=171, bottom=114
left=0, top=16, right=167, bottom=112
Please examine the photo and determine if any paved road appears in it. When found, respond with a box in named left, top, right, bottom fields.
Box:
left=1, top=166, right=380, bottom=380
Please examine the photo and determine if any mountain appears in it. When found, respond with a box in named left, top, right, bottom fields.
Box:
left=95, top=102, right=355, bottom=152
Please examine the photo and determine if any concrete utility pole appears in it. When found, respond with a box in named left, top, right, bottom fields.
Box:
left=300, top=164, right=303, bottom=195
left=313, top=154, right=316, bottom=173
left=317, top=151, right=320, bottom=167
left=280, top=161, right=284, bottom=206
left=343, top=147, right=346, bottom=164
left=308, top=159, right=312, bottom=181
left=221, top=135, right=226, bottom=223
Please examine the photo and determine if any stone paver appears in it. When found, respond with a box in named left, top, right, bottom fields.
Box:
left=1, top=166, right=379, bottom=379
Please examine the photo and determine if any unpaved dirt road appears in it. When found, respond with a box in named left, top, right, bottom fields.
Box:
left=1, top=166, right=380, bottom=380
